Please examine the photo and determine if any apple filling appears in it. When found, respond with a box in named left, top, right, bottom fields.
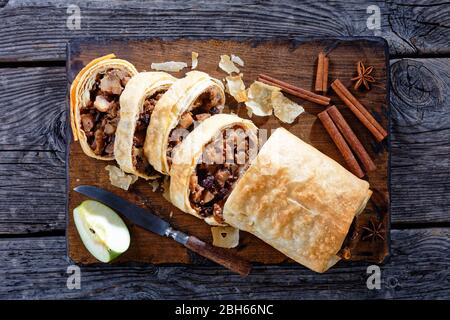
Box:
left=132, top=90, right=166, bottom=175
left=188, top=126, right=256, bottom=224
left=166, top=86, right=224, bottom=165
left=79, top=69, right=132, bottom=156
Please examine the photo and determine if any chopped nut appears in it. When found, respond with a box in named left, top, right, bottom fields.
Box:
left=191, top=184, right=204, bottom=203
left=104, top=123, right=116, bottom=135
left=100, top=73, right=123, bottom=95
left=179, top=112, right=194, bottom=129
left=92, top=129, right=105, bottom=155
left=195, top=113, right=211, bottom=121
left=104, top=142, right=114, bottom=155
left=80, top=114, right=95, bottom=132
left=93, top=95, right=112, bottom=112
left=215, top=169, right=230, bottom=187
left=202, top=190, right=215, bottom=204
left=213, top=203, right=225, bottom=224
left=189, top=175, right=198, bottom=190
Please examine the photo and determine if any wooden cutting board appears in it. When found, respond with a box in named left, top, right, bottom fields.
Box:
left=67, top=37, right=390, bottom=266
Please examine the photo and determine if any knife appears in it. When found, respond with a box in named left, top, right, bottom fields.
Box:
left=74, top=185, right=251, bottom=276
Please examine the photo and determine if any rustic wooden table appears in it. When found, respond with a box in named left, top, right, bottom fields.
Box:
left=0, top=0, right=449, bottom=299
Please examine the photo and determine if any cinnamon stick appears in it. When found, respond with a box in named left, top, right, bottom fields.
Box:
left=315, top=52, right=329, bottom=92
left=258, top=73, right=330, bottom=106
left=317, top=110, right=364, bottom=178
left=322, top=54, right=329, bottom=92
left=315, top=52, right=324, bottom=92
left=258, top=77, right=329, bottom=106
left=331, top=79, right=387, bottom=142
left=327, top=105, right=376, bottom=172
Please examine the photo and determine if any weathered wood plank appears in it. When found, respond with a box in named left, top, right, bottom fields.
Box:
left=0, top=0, right=449, bottom=62
left=0, top=150, right=65, bottom=234
left=0, top=67, right=67, bottom=152
left=0, top=228, right=448, bottom=299
left=0, top=67, right=67, bottom=232
left=390, top=58, right=450, bottom=224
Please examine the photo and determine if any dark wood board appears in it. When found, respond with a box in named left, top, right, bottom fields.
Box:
left=67, top=38, right=390, bottom=266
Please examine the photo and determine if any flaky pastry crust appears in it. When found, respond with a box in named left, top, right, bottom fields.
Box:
left=145, top=71, right=225, bottom=174
left=223, top=128, right=372, bottom=273
left=70, top=54, right=138, bottom=160
left=115, top=72, right=176, bottom=179
left=169, top=114, right=257, bottom=226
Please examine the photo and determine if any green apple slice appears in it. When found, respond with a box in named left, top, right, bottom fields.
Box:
left=73, top=200, right=130, bottom=263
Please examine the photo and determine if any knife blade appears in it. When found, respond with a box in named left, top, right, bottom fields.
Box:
left=73, top=185, right=251, bottom=276
left=74, top=185, right=188, bottom=244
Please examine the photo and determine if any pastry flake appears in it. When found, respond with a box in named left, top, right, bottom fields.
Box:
left=272, top=91, right=305, bottom=124
left=225, top=74, right=248, bottom=103
left=219, top=55, right=240, bottom=74
left=151, top=61, right=188, bottom=72
left=191, top=52, right=199, bottom=70
left=245, top=81, right=280, bottom=116
left=211, top=226, right=239, bottom=248
left=231, top=54, right=244, bottom=67
left=105, top=165, right=138, bottom=191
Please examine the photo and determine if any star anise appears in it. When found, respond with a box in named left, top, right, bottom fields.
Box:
left=351, top=61, right=375, bottom=90
left=362, top=219, right=385, bottom=242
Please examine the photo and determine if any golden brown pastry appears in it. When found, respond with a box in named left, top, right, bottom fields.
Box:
left=170, top=114, right=258, bottom=226
left=145, top=71, right=225, bottom=175
left=223, top=128, right=372, bottom=273
left=70, top=54, right=138, bottom=160
left=114, top=72, right=176, bottom=179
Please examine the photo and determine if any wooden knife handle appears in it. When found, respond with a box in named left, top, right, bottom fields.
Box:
left=185, top=235, right=252, bottom=277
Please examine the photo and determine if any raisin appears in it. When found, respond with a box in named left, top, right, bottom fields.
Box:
left=218, top=187, right=230, bottom=199
left=142, top=113, right=150, bottom=126
left=94, top=112, right=103, bottom=124
left=199, top=206, right=213, bottom=217
left=210, top=106, right=220, bottom=115
left=200, top=175, right=215, bottom=190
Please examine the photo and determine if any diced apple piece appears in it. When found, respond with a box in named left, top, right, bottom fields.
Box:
left=73, top=200, right=130, bottom=263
